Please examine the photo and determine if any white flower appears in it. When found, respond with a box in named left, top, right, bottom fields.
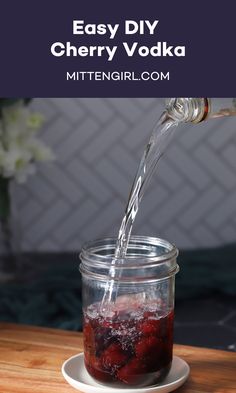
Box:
left=0, top=101, right=54, bottom=183
left=26, top=138, right=55, bottom=162
left=1, top=146, right=32, bottom=181
left=27, top=113, right=44, bottom=130
left=1, top=123, right=23, bottom=147
left=2, top=102, right=24, bottom=124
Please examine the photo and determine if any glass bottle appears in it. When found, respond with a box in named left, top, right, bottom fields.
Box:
left=80, top=236, right=179, bottom=387
left=166, top=98, right=236, bottom=123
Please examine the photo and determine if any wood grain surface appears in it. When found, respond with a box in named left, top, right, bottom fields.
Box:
left=0, top=323, right=235, bottom=393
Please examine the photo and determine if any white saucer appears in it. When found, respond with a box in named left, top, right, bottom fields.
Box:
left=62, top=353, right=190, bottom=393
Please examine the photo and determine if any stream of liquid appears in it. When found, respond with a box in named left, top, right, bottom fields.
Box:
left=101, top=110, right=180, bottom=307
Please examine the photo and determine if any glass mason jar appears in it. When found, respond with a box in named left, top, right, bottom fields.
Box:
left=80, top=236, right=179, bottom=387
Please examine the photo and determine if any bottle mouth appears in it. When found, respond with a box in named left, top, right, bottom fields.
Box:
left=166, top=98, right=190, bottom=122
left=166, top=98, right=209, bottom=123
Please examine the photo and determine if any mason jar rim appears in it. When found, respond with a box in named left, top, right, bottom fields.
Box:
left=80, top=235, right=178, bottom=268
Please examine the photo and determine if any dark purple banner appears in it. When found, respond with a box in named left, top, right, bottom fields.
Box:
left=0, top=0, right=235, bottom=97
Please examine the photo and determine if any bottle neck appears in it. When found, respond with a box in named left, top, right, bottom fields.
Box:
left=166, top=98, right=236, bottom=123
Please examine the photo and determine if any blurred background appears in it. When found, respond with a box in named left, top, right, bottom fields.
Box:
left=0, top=98, right=236, bottom=351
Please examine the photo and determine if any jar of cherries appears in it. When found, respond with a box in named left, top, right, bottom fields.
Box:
left=80, top=236, right=179, bottom=387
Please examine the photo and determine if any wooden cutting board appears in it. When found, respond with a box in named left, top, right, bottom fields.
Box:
left=0, top=323, right=235, bottom=393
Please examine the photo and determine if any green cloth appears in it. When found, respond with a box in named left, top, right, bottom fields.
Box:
left=0, top=246, right=235, bottom=330
left=176, top=244, right=236, bottom=298
left=0, top=262, right=82, bottom=330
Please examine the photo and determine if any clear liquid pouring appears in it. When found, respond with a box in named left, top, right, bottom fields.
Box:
left=101, top=97, right=236, bottom=306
